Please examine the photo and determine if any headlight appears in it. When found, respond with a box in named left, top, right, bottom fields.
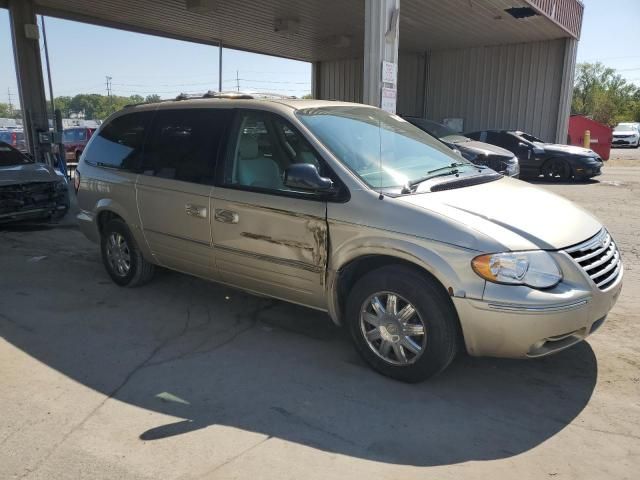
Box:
left=506, top=157, right=519, bottom=177
left=471, top=251, right=562, bottom=289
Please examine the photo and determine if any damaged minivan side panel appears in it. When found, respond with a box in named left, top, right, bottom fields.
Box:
left=211, top=190, right=328, bottom=310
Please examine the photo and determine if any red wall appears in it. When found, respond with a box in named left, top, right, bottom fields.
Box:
left=568, top=115, right=612, bottom=160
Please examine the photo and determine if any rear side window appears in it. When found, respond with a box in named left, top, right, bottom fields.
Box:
left=142, top=108, right=232, bottom=185
left=85, top=112, right=153, bottom=169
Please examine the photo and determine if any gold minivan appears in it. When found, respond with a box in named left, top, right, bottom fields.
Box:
left=76, top=95, right=623, bottom=382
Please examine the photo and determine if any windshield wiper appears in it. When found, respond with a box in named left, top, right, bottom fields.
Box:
left=409, top=162, right=466, bottom=185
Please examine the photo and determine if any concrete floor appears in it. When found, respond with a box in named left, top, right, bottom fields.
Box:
left=1, top=162, right=639, bottom=479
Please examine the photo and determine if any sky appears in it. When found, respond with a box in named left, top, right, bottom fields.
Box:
left=1, top=0, right=639, bottom=110
left=0, top=11, right=312, bottom=108
left=575, top=0, right=640, bottom=85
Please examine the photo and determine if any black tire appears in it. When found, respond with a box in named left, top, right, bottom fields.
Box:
left=541, top=158, right=572, bottom=181
left=100, top=218, right=155, bottom=287
left=345, top=265, right=459, bottom=382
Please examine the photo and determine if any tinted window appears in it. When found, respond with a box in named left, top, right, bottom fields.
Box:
left=223, top=110, right=324, bottom=193
left=86, top=112, right=153, bottom=169
left=142, top=109, right=231, bottom=185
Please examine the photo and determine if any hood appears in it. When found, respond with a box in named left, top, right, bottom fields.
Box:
left=397, top=177, right=602, bottom=251
left=613, top=130, right=637, bottom=136
left=455, top=140, right=515, bottom=159
left=0, top=162, right=61, bottom=187
left=540, top=144, right=598, bottom=157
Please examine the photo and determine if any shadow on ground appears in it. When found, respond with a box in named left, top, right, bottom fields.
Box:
left=0, top=227, right=598, bottom=467
left=526, top=177, right=600, bottom=186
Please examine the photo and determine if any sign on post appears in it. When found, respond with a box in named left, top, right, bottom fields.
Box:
left=381, top=61, right=398, bottom=113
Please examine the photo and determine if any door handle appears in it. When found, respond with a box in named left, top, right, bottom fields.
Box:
left=185, top=204, right=208, bottom=219
left=214, top=209, right=239, bottom=224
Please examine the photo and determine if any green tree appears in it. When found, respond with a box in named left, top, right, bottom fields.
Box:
left=145, top=94, right=161, bottom=103
left=572, top=62, right=639, bottom=125
left=0, top=102, right=11, bottom=117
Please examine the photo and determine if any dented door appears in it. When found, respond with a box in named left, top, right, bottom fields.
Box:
left=211, top=188, right=328, bottom=309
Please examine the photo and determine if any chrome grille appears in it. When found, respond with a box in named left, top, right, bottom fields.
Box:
left=564, top=229, right=622, bottom=290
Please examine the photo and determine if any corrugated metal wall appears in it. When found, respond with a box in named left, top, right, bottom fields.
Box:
left=317, top=58, right=363, bottom=103
left=424, top=39, right=566, bottom=141
left=397, top=52, right=426, bottom=117
left=315, top=38, right=568, bottom=142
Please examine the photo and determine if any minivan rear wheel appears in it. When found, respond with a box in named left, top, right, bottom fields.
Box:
left=101, top=219, right=155, bottom=287
left=346, top=265, right=459, bottom=382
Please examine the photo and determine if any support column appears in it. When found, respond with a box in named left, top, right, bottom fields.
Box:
left=311, top=61, right=321, bottom=99
left=556, top=37, right=578, bottom=144
left=363, top=0, right=400, bottom=112
left=9, top=0, right=51, bottom=162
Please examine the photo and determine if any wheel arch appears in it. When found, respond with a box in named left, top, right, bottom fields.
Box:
left=327, top=240, right=469, bottom=327
left=94, top=199, right=154, bottom=261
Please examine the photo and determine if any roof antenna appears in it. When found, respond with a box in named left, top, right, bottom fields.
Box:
left=378, top=112, right=384, bottom=200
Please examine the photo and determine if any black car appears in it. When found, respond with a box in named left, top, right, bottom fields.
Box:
left=0, top=142, right=70, bottom=224
left=466, top=130, right=603, bottom=181
left=404, top=117, right=520, bottom=177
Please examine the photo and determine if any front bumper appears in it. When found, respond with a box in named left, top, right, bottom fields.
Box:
left=612, top=137, right=638, bottom=146
left=453, top=248, right=623, bottom=358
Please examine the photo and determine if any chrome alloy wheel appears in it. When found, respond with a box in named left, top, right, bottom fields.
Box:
left=105, top=232, right=131, bottom=277
left=359, top=292, right=427, bottom=365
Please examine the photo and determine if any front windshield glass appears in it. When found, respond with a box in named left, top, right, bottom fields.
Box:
left=409, top=118, right=469, bottom=143
left=614, top=124, right=635, bottom=132
left=0, top=143, right=31, bottom=166
left=518, top=132, right=545, bottom=144
left=296, top=106, right=473, bottom=189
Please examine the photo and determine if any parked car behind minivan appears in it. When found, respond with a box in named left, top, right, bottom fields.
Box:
left=466, top=129, right=603, bottom=181
left=75, top=95, right=623, bottom=382
left=63, top=127, right=96, bottom=163
left=404, top=117, right=519, bottom=178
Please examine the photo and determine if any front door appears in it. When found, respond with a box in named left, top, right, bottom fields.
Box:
left=136, top=107, right=232, bottom=280
left=212, top=110, right=329, bottom=309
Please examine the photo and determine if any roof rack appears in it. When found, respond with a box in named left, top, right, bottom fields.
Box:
left=175, top=90, right=297, bottom=101
left=124, top=90, right=298, bottom=108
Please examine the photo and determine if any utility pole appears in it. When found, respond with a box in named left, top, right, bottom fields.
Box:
left=7, top=87, right=14, bottom=116
left=236, top=70, right=240, bottom=92
left=105, top=75, right=113, bottom=112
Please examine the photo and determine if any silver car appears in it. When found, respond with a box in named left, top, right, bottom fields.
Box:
left=75, top=96, right=623, bottom=382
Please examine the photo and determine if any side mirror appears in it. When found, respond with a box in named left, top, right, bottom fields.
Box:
left=283, top=163, right=334, bottom=192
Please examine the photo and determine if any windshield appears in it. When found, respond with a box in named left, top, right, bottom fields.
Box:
left=518, top=132, right=545, bottom=144
left=0, top=143, right=31, bottom=166
left=63, top=129, right=87, bottom=143
left=297, top=106, right=473, bottom=189
left=407, top=118, right=469, bottom=143
left=614, top=124, right=636, bottom=132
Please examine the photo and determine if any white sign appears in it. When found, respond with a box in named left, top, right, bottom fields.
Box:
left=381, top=87, right=397, bottom=113
left=382, top=61, right=397, bottom=85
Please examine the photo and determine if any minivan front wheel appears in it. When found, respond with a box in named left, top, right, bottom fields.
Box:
left=346, top=265, right=459, bottom=382
left=101, top=219, right=155, bottom=287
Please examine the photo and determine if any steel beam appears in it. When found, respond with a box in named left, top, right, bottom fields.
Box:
left=363, top=0, right=400, bottom=111
left=8, top=0, right=51, bottom=162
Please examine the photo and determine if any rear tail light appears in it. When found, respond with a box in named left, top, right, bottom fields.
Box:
left=11, top=132, right=16, bottom=146
left=74, top=171, right=81, bottom=194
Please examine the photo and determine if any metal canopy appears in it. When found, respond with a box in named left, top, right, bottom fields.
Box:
left=28, top=0, right=579, bottom=61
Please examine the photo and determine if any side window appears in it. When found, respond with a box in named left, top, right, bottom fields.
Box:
left=86, top=112, right=153, bottom=169
left=142, top=109, right=232, bottom=185
left=223, top=111, right=324, bottom=193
